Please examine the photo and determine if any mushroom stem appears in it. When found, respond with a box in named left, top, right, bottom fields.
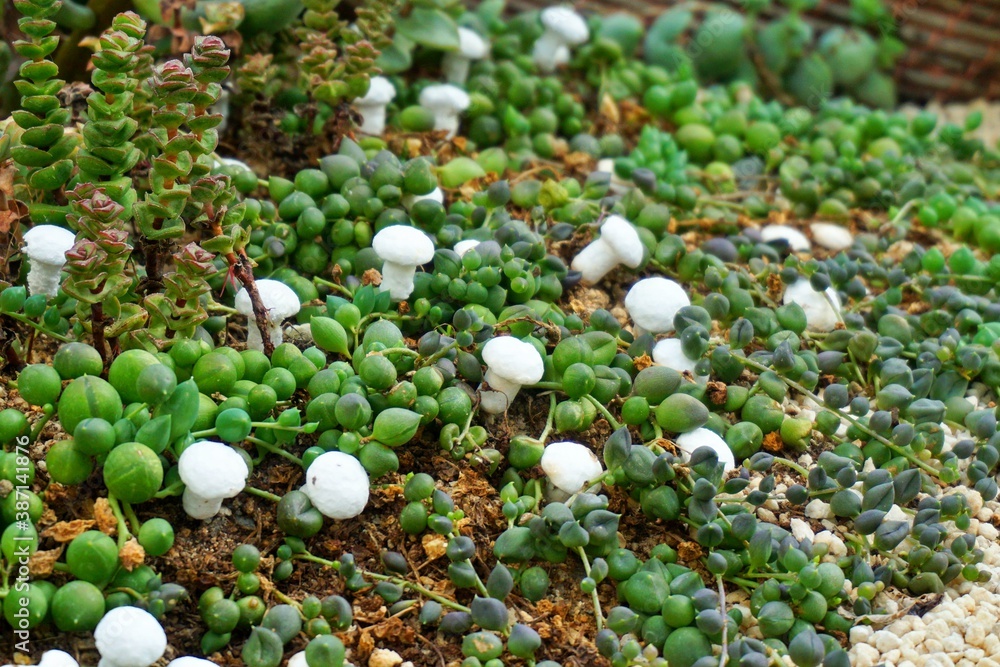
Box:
left=533, top=31, right=568, bottom=73
left=27, top=260, right=63, bottom=297
left=434, top=113, right=461, bottom=139
left=442, top=53, right=472, bottom=85
left=380, top=260, right=418, bottom=300
left=572, top=239, right=619, bottom=284
left=479, top=368, right=522, bottom=414
left=356, top=103, right=387, bottom=136
left=182, top=488, right=223, bottom=520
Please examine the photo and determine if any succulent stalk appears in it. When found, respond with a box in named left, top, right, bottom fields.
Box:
left=145, top=242, right=218, bottom=339
left=10, top=0, right=78, bottom=196
left=133, top=60, right=199, bottom=289
left=77, top=11, right=147, bottom=216
left=63, top=184, right=144, bottom=363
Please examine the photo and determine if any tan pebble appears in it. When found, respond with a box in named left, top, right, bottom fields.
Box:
left=756, top=508, right=777, bottom=523
left=984, top=634, right=1000, bottom=654
left=874, top=630, right=902, bottom=652
left=979, top=659, right=1000, bottom=667
left=942, top=634, right=966, bottom=652
left=925, top=639, right=945, bottom=653
left=965, top=623, right=986, bottom=647
left=369, top=649, right=403, bottom=667
left=980, top=522, right=999, bottom=540
left=853, top=643, right=880, bottom=667
left=926, top=619, right=952, bottom=640
left=964, top=648, right=985, bottom=663
left=884, top=649, right=902, bottom=664
left=906, top=630, right=926, bottom=645
left=850, top=626, right=872, bottom=644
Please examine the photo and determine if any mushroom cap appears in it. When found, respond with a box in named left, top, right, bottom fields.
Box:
left=372, top=225, right=436, bottom=266
left=783, top=279, right=841, bottom=332
left=167, top=659, right=217, bottom=667
left=675, top=428, right=736, bottom=472
left=540, top=441, right=603, bottom=494
left=456, top=27, right=489, bottom=59
left=287, top=653, right=308, bottom=667
left=23, top=225, right=77, bottom=265
left=95, top=607, right=167, bottom=667
left=357, top=76, right=396, bottom=105
left=540, top=6, right=590, bottom=44
left=624, top=277, right=690, bottom=333
left=598, top=216, right=644, bottom=268
left=761, top=224, right=811, bottom=252
left=453, top=239, right=480, bottom=256
left=482, top=336, right=545, bottom=385
left=179, top=440, right=249, bottom=500
left=419, top=84, right=471, bottom=113
left=234, top=279, right=301, bottom=320
left=303, top=451, right=370, bottom=520
left=39, top=652, right=79, bottom=667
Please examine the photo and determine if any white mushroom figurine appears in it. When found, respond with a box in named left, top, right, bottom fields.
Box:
left=571, top=215, right=644, bottom=284
left=479, top=336, right=545, bottom=414
left=372, top=225, right=436, bottom=300
left=354, top=76, right=396, bottom=136
left=540, top=441, right=604, bottom=494
left=676, top=428, right=736, bottom=472
left=454, top=239, right=480, bottom=256
left=533, top=6, right=590, bottom=73
left=94, top=606, right=167, bottom=667
left=302, top=451, right=370, bottom=520
left=419, top=84, right=471, bottom=139
left=235, top=279, right=301, bottom=351
left=22, top=225, right=77, bottom=297
left=178, top=440, right=250, bottom=520
left=167, top=660, right=217, bottom=667
left=625, top=277, right=690, bottom=338
left=783, top=279, right=842, bottom=332
left=443, top=27, right=488, bottom=85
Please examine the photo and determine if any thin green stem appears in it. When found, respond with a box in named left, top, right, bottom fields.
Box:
left=247, top=436, right=303, bottom=465
left=575, top=547, right=605, bottom=631
left=105, top=493, right=133, bottom=550
left=3, top=312, right=73, bottom=342
left=584, top=394, right=622, bottom=430
left=244, top=485, right=282, bottom=503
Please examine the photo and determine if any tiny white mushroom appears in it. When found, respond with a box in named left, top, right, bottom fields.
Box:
left=809, top=222, right=853, bottom=252
left=95, top=606, right=167, bottom=667
left=783, top=279, right=842, bottom=332
left=303, top=451, right=370, bottom=519
left=178, top=441, right=249, bottom=520
left=454, top=239, right=481, bottom=256
left=625, top=277, right=690, bottom=338
left=675, top=428, right=736, bottom=472
left=286, top=653, right=308, bottom=667
left=540, top=441, right=603, bottom=494
left=22, top=225, right=77, bottom=297
left=354, top=76, right=397, bottom=136
left=761, top=224, right=811, bottom=252
left=533, top=7, right=589, bottom=73
left=38, top=652, right=80, bottom=667
left=419, top=84, right=471, bottom=139
left=651, top=338, right=705, bottom=380
left=443, top=27, right=488, bottom=85
left=235, top=279, right=301, bottom=351
left=571, top=215, right=644, bottom=284
left=479, top=336, right=545, bottom=414
left=372, top=226, right=436, bottom=300
left=402, top=186, right=445, bottom=211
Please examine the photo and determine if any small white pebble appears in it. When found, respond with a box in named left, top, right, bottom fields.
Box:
left=874, top=630, right=902, bottom=652
left=810, top=222, right=853, bottom=251
left=805, top=499, right=832, bottom=519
